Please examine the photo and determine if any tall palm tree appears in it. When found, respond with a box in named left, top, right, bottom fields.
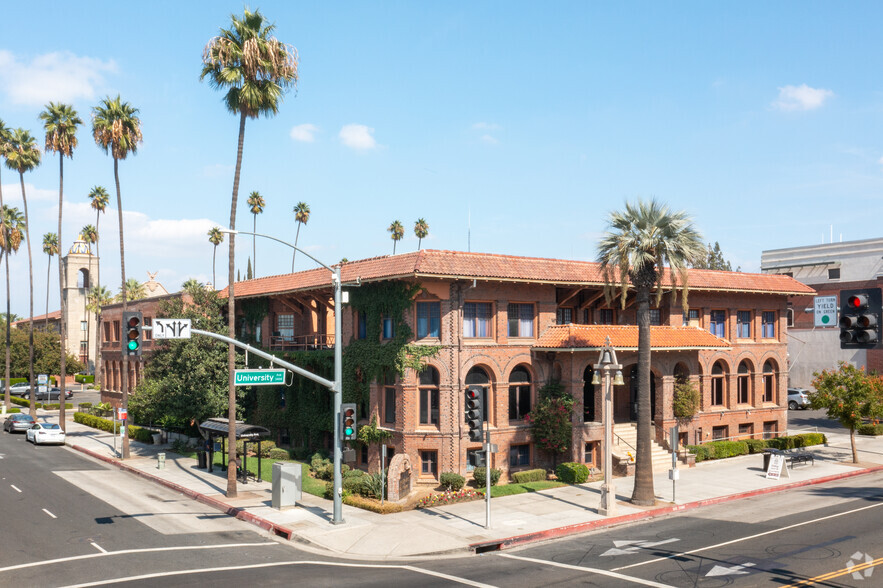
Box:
left=202, top=7, right=298, bottom=499
left=40, top=102, right=81, bottom=428
left=0, top=205, right=24, bottom=413
left=42, top=232, right=59, bottom=329
left=597, top=199, right=703, bottom=506
left=86, top=286, right=113, bottom=317
left=207, top=227, right=224, bottom=289
left=81, top=224, right=98, bottom=375
left=5, top=128, right=42, bottom=417
left=246, top=191, right=264, bottom=276
left=0, top=120, right=11, bottom=408
left=121, top=277, right=147, bottom=301
left=388, top=220, right=404, bottom=254
left=414, top=218, right=429, bottom=250
left=88, top=185, right=110, bottom=390
left=291, top=201, right=309, bottom=271
left=92, top=95, right=143, bottom=459
left=181, top=278, right=204, bottom=296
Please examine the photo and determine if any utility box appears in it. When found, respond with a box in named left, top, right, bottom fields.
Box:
left=272, top=462, right=302, bottom=509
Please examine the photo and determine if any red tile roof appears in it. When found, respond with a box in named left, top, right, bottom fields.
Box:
left=12, top=310, right=61, bottom=326
left=534, top=324, right=731, bottom=351
left=219, top=249, right=815, bottom=299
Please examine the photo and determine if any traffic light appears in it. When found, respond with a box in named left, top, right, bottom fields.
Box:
left=122, top=311, right=143, bottom=356
left=341, top=403, right=357, bottom=441
left=465, top=386, right=483, bottom=442
left=839, top=288, right=883, bottom=350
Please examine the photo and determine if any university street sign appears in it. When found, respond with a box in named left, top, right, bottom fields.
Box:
left=234, top=369, right=286, bottom=386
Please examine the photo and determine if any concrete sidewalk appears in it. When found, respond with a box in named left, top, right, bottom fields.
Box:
left=50, top=412, right=883, bottom=560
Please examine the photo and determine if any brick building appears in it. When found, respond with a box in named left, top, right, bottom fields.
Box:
left=226, top=249, right=813, bottom=484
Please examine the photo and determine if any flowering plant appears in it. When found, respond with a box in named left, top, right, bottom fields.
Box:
left=416, top=488, right=482, bottom=509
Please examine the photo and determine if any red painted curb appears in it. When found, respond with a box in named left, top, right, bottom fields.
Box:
left=68, top=443, right=295, bottom=541
left=470, top=464, right=883, bottom=552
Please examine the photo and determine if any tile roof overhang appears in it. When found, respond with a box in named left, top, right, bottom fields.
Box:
left=12, top=310, right=62, bottom=326
left=219, top=249, right=816, bottom=300
left=534, top=324, right=731, bottom=352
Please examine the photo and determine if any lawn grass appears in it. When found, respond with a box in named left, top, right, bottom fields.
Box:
left=477, top=480, right=566, bottom=498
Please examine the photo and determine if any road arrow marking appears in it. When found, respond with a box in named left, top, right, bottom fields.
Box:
left=601, top=538, right=680, bottom=556
left=706, top=562, right=756, bottom=577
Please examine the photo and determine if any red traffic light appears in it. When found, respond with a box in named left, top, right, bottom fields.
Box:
left=847, top=294, right=868, bottom=309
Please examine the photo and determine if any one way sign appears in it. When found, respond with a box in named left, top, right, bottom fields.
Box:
left=153, top=318, right=192, bottom=339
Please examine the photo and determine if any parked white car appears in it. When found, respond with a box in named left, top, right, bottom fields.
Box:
left=26, top=422, right=66, bottom=445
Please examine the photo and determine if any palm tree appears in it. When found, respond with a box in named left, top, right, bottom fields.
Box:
left=291, top=201, right=309, bottom=271
left=597, top=199, right=703, bottom=506
left=42, top=233, right=59, bottom=329
left=0, top=120, right=12, bottom=408
left=207, top=227, right=224, bottom=289
left=86, top=286, right=113, bottom=317
left=81, top=224, right=98, bottom=375
left=414, top=218, right=429, bottom=250
left=246, top=191, right=264, bottom=276
left=40, top=102, right=81, bottom=427
left=181, top=278, right=204, bottom=296
left=388, top=220, right=404, bottom=254
left=0, top=205, right=24, bottom=413
left=88, top=185, right=110, bottom=390
left=202, top=7, right=298, bottom=499
left=92, top=95, right=143, bottom=459
left=120, top=277, right=147, bottom=301
left=5, top=128, right=42, bottom=417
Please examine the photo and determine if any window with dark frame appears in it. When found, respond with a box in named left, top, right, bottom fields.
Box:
left=381, top=315, right=395, bottom=339
left=738, top=423, right=753, bottom=439
left=463, top=302, right=493, bottom=338
left=556, top=307, right=573, bottom=325
left=357, top=310, right=367, bottom=339
left=584, top=442, right=598, bottom=466
left=712, top=425, right=728, bottom=441
left=383, top=371, right=396, bottom=425
left=277, top=314, right=294, bottom=340
left=418, top=366, right=440, bottom=426
left=420, top=450, right=438, bottom=477
left=737, top=361, right=750, bottom=404
left=507, top=303, right=535, bottom=337
left=763, top=421, right=777, bottom=440
left=682, top=308, right=700, bottom=325
left=710, top=310, right=726, bottom=338
left=597, top=308, right=614, bottom=325
left=736, top=311, right=751, bottom=338
left=508, top=366, right=531, bottom=421
left=711, top=361, right=726, bottom=406
left=649, top=309, right=662, bottom=326
left=509, top=444, right=530, bottom=468
left=763, top=360, right=776, bottom=402
left=762, top=311, right=776, bottom=338
left=828, top=267, right=840, bottom=280
left=361, top=444, right=368, bottom=464
left=416, top=301, right=440, bottom=339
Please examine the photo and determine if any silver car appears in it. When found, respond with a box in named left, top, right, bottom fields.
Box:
left=7, top=382, right=32, bottom=397
left=787, top=387, right=811, bottom=410
left=3, top=413, right=36, bottom=433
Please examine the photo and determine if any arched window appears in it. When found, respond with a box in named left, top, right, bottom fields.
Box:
left=508, top=365, right=531, bottom=421
left=673, top=363, right=690, bottom=383
left=763, top=360, right=777, bottom=403
left=77, top=268, right=90, bottom=289
left=466, top=367, right=490, bottom=422
left=418, top=366, right=439, bottom=426
left=583, top=365, right=596, bottom=422
left=711, top=361, right=727, bottom=406
left=737, top=360, right=752, bottom=404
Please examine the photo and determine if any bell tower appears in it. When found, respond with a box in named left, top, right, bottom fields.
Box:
left=61, top=235, right=98, bottom=372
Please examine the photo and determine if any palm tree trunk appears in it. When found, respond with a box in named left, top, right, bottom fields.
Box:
left=19, top=172, right=36, bottom=418
left=4, top=251, right=10, bottom=413
left=114, top=157, right=129, bottom=459
left=631, top=285, right=655, bottom=505
left=57, top=155, right=67, bottom=429
left=252, top=214, right=256, bottom=278
left=94, top=210, right=102, bottom=392
left=212, top=245, right=217, bottom=289
left=291, top=223, right=301, bottom=272
left=850, top=427, right=858, bottom=463
left=45, top=255, right=51, bottom=330
left=226, top=110, right=248, bottom=499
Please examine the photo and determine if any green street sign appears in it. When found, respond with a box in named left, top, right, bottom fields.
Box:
left=234, top=369, right=286, bottom=386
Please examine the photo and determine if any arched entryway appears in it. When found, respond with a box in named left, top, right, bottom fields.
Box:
left=583, top=365, right=596, bottom=422
left=619, top=365, right=656, bottom=422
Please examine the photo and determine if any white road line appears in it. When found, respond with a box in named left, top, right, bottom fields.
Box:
left=10, top=485, right=21, bottom=493
left=90, top=542, right=106, bottom=554
left=42, top=509, right=57, bottom=519
left=0, top=542, right=276, bottom=574
left=59, top=561, right=497, bottom=588
left=613, top=501, right=883, bottom=572
left=497, top=553, right=672, bottom=588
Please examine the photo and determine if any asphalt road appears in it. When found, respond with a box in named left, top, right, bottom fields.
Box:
left=788, top=407, right=845, bottom=436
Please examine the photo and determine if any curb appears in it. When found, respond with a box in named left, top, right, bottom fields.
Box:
left=67, top=443, right=296, bottom=541
left=469, top=463, right=883, bottom=553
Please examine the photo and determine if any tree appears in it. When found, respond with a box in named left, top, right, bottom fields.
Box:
left=207, top=227, right=224, bottom=289
left=120, top=277, right=147, bottom=301
left=414, top=218, right=429, bottom=250
left=181, top=278, right=204, bottom=296
left=525, top=380, right=573, bottom=469
left=692, top=241, right=739, bottom=272
left=40, top=101, right=81, bottom=428
left=42, top=233, right=59, bottom=330
left=81, top=224, right=98, bottom=374
left=88, top=185, right=110, bottom=390
left=86, top=286, right=113, bottom=316
left=246, top=256, right=253, bottom=280
left=92, top=95, right=143, bottom=458
left=202, top=7, right=298, bottom=498
left=0, top=119, right=10, bottom=408
left=6, top=326, right=83, bottom=380
left=811, top=362, right=883, bottom=463
left=246, top=191, right=264, bottom=276
left=597, top=199, right=703, bottom=506
left=5, top=128, right=42, bottom=417
left=291, top=201, right=309, bottom=271
left=0, top=205, right=24, bottom=413
left=388, top=220, right=404, bottom=254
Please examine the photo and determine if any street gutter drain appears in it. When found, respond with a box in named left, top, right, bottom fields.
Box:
left=474, top=542, right=502, bottom=554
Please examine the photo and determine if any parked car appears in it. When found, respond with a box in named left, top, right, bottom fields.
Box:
left=7, top=382, right=32, bottom=396
left=3, top=413, right=36, bottom=433
left=26, top=422, right=66, bottom=445
left=787, top=387, right=811, bottom=410
left=21, top=387, right=72, bottom=401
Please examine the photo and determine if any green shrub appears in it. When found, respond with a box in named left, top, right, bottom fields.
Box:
left=73, top=411, right=149, bottom=443
left=74, top=375, right=95, bottom=384
left=745, top=439, right=767, bottom=454
left=236, top=439, right=277, bottom=458
left=672, top=379, right=700, bottom=420
left=360, top=471, right=386, bottom=499
left=268, top=448, right=290, bottom=461
left=473, top=467, right=501, bottom=487
left=439, top=472, right=465, bottom=491
left=310, top=452, right=328, bottom=472
left=324, top=481, right=352, bottom=501
left=858, top=424, right=883, bottom=436
left=79, top=402, right=93, bottom=409
left=511, top=468, right=547, bottom=484
left=556, top=462, right=590, bottom=484
left=342, top=470, right=367, bottom=494
left=709, top=440, right=749, bottom=459
left=687, top=444, right=711, bottom=462
left=793, top=432, right=827, bottom=446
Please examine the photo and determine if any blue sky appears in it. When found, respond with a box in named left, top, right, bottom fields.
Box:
left=1, top=1, right=882, bottom=317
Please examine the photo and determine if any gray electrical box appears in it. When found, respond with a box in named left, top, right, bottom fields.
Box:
left=271, top=462, right=302, bottom=509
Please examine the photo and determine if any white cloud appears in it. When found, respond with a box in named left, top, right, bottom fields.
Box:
left=472, top=122, right=502, bottom=144
left=290, top=123, right=319, bottom=142
left=479, top=134, right=498, bottom=145
left=773, top=84, right=834, bottom=111
left=878, top=155, right=883, bottom=166
left=1, top=182, right=58, bottom=203
left=0, top=50, right=117, bottom=106
left=339, top=124, right=377, bottom=150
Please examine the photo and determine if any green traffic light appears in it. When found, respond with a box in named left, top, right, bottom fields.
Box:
left=128, top=340, right=139, bottom=351
left=344, top=427, right=354, bottom=436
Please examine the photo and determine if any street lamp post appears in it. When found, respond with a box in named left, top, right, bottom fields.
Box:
left=220, top=229, right=345, bottom=525
left=592, top=336, right=624, bottom=516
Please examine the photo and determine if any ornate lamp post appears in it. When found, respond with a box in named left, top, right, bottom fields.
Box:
left=592, top=336, right=624, bottom=516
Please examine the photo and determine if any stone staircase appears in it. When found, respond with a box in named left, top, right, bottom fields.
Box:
left=612, top=423, right=672, bottom=473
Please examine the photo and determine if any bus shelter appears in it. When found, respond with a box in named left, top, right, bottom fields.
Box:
left=197, top=418, right=271, bottom=483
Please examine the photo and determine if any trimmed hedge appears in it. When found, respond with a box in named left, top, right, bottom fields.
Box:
left=556, top=462, right=590, bottom=484
left=343, top=493, right=403, bottom=514
left=74, top=374, right=95, bottom=384
left=689, top=433, right=827, bottom=462
left=473, top=467, right=501, bottom=487
left=268, top=448, right=290, bottom=461
left=440, top=472, right=466, bottom=491
left=73, top=412, right=152, bottom=443
left=511, top=468, right=547, bottom=484
left=858, top=423, right=883, bottom=436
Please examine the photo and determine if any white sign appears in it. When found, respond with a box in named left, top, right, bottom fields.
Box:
left=153, top=318, right=192, bottom=339
left=814, top=296, right=838, bottom=327
left=766, top=454, right=786, bottom=479
left=37, top=374, right=48, bottom=385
